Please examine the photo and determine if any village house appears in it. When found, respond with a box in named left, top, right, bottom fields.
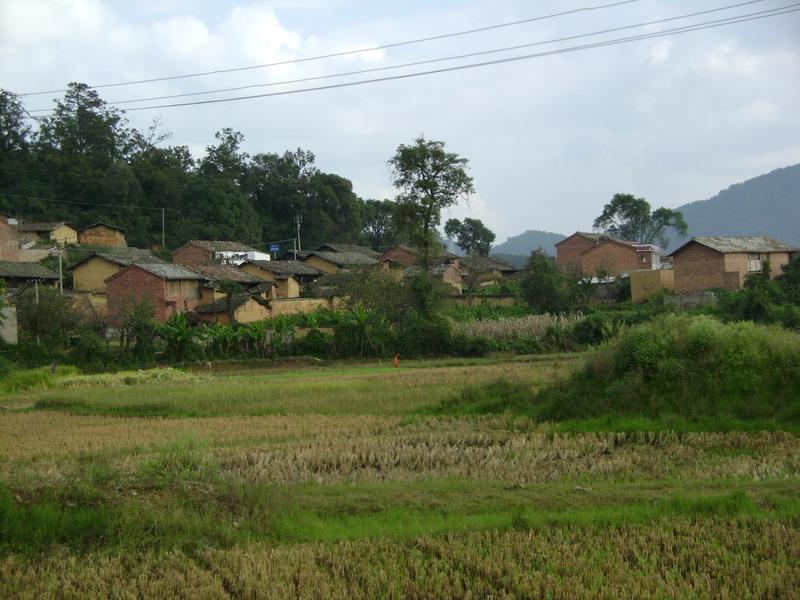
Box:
left=379, top=245, right=461, bottom=270
left=192, top=293, right=273, bottom=325
left=555, top=232, right=660, bottom=277
left=0, top=214, right=20, bottom=261
left=182, top=264, right=274, bottom=304
left=78, top=222, right=127, bottom=247
left=105, top=263, right=206, bottom=325
left=72, top=249, right=164, bottom=293
left=669, top=236, right=797, bottom=294
left=314, top=243, right=382, bottom=259
left=302, top=250, right=378, bottom=274
left=14, top=221, right=78, bottom=246
left=239, top=260, right=322, bottom=298
left=0, top=261, right=59, bottom=289
left=458, top=255, right=518, bottom=287
left=172, top=240, right=269, bottom=266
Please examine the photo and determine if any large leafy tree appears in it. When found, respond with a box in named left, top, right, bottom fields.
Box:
left=444, top=217, right=495, bottom=256
left=389, top=137, right=475, bottom=266
left=521, top=250, right=587, bottom=313
left=360, top=199, right=399, bottom=249
left=593, top=193, right=687, bottom=247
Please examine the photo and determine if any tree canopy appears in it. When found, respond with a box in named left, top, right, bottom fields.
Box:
left=593, top=193, right=687, bottom=248
left=444, top=217, right=495, bottom=256
left=389, top=137, right=475, bottom=265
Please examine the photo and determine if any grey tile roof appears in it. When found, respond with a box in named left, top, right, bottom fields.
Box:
left=458, top=255, right=516, bottom=274
left=136, top=263, right=206, bottom=280
left=73, top=248, right=163, bottom=268
left=673, top=236, right=797, bottom=255
left=185, top=264, right=266, bottom=284
left=0, top=261, right=59, bottom=280
left=16, top=221, right=73, bottom=233
left=195, top=294, right=267, bottom=314
left=188, top=240, right=260, bottom=253
left=246, top=260, right=322, bottom=276
left=305, top=251, right=378, bottom=267
left=315, top=243, right=381, bottom=258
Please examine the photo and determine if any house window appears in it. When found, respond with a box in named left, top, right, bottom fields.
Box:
left=747, top=253, right=765, bottom=272
left=640, top=255, right=646, bottom=263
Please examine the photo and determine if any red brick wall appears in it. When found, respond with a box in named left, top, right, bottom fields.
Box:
left=580, top=241, right=651, bottom=277
left=555, top=235, right=597, bottom=273
left=106, top=266, right=166, bottom=326
left=172, top=243, right=211, bottom=266
left=673, top=243, right=727, bottom=294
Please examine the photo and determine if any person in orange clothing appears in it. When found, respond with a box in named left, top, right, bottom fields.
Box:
left=393, top=353, right=400, bottom=368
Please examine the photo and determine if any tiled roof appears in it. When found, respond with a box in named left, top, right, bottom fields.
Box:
left=459, top=255, right=516, bottom=274
left=246, top=260, right=322, bottom=276
left=73, top=248, right=163, bottom=268
left=0, top=261, right=59, bottom=280
left=80, top=222, right=126, bottom=233
left=187, top=240, right=260, bottom=253
left=315, top=243, right=381, bottom=258
left=185, top=264, right=266, bottom=284
left=305, top=251, right=378, bottom=267
left=16, top=221, right=73, bottom=233
left=195, top=294, right=267, bottom=314
left=135, top=263, right=206, bottom=280
left=672, top=236, right=797, bottom=256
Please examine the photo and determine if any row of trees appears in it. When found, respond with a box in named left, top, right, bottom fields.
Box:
left=0, top=85, right=495, bottom=257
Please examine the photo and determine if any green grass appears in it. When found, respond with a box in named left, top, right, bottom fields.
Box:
left=2, top=477, right=796, bottom=555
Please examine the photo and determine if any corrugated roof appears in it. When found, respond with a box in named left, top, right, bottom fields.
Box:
left=672, top=236, right=797, bottom=255
left=136, top=263, right=206, bottom=280
left=305, top=251, right=378, bottom=267
left=187, top=240, right=260, bottom=253
left=0, top=261, right=59, bottom=280
left=16, top=221, right=73, bottom=233
left=246, top=259, right=322, bottom=276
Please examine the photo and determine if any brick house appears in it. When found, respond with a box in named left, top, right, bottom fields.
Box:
left=78, top=222, right=127, bottom=247
left=0, top=214, right=20, bottom=261
left=669, top=236, right=797, bottom=294
left=15, top=221, right=78, bottom=246
left=379, top=245, right=461, bottom=270
left=72, top=249, right=164, bottom=293
left=555, top=232, right=660, bottom=277
left=182, top=264, right=273, bottom=304
left=105, top=263, right=206, bottom=325
left=171, top=240, right=266, bottom=266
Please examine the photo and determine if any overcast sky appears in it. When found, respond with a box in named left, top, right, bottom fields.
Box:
left=2, top=0, right=798, bottom=243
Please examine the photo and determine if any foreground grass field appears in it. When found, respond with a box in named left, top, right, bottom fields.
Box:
left=1, top=356, right=798, bottom=597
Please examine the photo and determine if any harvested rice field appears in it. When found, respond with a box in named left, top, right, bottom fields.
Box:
left=1, top=356, right=798, bottom=598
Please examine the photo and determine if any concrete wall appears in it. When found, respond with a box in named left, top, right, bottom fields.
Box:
left=631, top=269, right=675, bottom=303
left=73, top=257, right=121, bottom=292
left=79, top=226, right=127, bottom=247
left=0, top=306, right=17, bottom=344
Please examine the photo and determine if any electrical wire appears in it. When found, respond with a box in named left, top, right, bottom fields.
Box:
left=16, top=0, right=647, bottom=96
left=26, top=5, right=799, bottom=115
left=56, top=0, right=777, bottom=109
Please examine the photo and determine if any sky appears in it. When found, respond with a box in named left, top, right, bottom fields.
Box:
left=1, top=0, right=799, bottom=244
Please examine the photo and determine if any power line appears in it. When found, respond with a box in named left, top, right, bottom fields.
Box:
left=17, top=0, right=645, bottom=96
left=0, top=192, right=180, bottom=212
left=41, top=0, right=771, bottom=110
left=25, top=5, right=799, bottom=116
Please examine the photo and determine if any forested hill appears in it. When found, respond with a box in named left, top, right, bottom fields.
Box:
left=491, top=230, right=566, bottom=259
left=665, top=164, right=800, bottom=251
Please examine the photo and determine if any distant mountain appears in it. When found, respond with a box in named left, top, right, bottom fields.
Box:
left=491, top=230, right=566, bottom=258
left=665, top=164, right=800, bottom=252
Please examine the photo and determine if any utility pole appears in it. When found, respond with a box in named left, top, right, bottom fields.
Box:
left=57, top=248, right=63, bottom=295
left=294, top=211, right=302, bottom=252
left=292, top=237, right=297, bottom=261
left=161, top=208, right=166, bottom=249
